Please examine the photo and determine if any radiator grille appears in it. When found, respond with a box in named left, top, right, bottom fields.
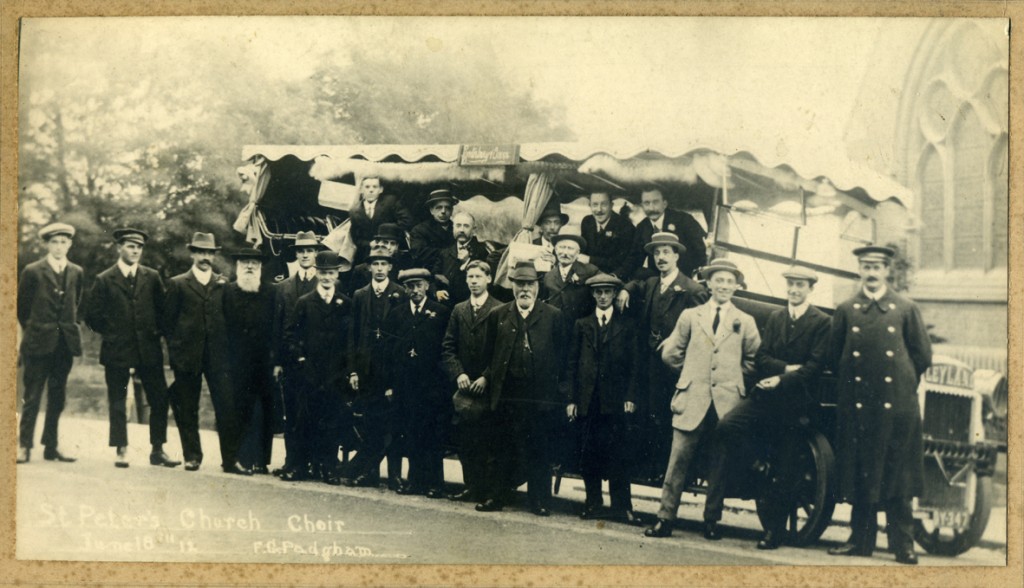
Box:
left=922, top=391, right=973, bottom=444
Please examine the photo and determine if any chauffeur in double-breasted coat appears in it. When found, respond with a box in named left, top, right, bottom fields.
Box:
left=17, top=223, right=84, bottom=464
left=827, top=245, right=932, bottom=565
left=84, top=228, right=180, bottom=468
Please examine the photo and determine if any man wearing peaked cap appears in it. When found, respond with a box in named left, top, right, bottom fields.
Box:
left=381, top=267, right=451, bottom=497
left=567, top=272, right=643, bottom=525
left=84, top=227, right=181, bottom=468
left=410, top=189, right=458, bottom=271
left=17, top=222, right=84, bottom=464
left=828, top=245, right=931, bottom=565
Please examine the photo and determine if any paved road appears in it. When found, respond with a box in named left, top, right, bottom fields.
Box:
left=15, top=417, right=1006, bottom=566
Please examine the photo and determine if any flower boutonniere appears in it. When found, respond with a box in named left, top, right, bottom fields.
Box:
left=732, top=318, right=741, bottom=334
left=672, top=285, right=683, bottom=293
left=335, top=298, right=344, bottom=306
left=605, top=230, right=614, bottom=238
left=570, top=274, right=580, bottom=285
left=425, top=310, right=437, bottom=319
left=389, top=291, right=402, bottom=301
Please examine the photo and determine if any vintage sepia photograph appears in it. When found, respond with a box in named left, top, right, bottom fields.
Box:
left=11, top=15, right=1009, bottom=571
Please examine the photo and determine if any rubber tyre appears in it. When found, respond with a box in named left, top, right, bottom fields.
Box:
left=755, top=430, right=837, bottom=546
left=914, top=475, right=993, bottom=556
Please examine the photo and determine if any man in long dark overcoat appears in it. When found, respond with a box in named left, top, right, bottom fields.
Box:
left=84, top=228, right=181, bottom=468
left=409, top=189, right=457, bottom=270
left=827, top=245, right=932, bottom=565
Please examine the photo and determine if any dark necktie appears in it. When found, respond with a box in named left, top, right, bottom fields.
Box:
left=127, top=271, right=136, bottom=290
left=712, top=306, right=721, bottom=334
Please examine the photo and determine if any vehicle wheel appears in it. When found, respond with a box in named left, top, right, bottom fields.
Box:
left=914, top=475, right=992, bottom=556
left=756, top=430, right=837, bottom=546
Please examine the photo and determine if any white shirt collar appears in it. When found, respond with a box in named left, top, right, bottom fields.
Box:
left=318, top=284, right=335, bottom=301
left=46, top=255, right=67, bottom=274
left=540, top=237, right=553, bottom=250
left=788, top=301, right=810, bottom=320
left=651, top=215, right=664, bottom=231
left=410, top=299, right=425, bottom=314
left=117, top=258, right=137, bottom=278
left=863, top=285, right=887, bottom=301
left=372, top=278, right=389, bottom=294
left=659, top=267, right=680, bottom=288
left=708, top=299, right=733, bottom=313
left=517, top=303, right=535, bottom=318
left=364, top=199, right=377, bottom=214
left=596, top=307, right=613, bottom=324
left=191, top=265, right=212, bottom=286
left=559, top=263, right=572, bottom=280
left=469, top=292, right=489, bottom=308
left=595, top=216, right=609, bottom=231
left=297, top=266, right=315, bottom=281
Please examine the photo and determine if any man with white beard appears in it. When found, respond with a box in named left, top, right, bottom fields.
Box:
left=222, top=249, right=277, bottom=475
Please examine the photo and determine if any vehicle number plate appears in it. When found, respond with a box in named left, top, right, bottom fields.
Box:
left=931, top=509, right=971, bottom=530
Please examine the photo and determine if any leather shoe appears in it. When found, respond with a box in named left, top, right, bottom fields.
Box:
left=894, top=549, right=918, bottom=565
left=396, top=484, right=423, bottom=496
left=579, top=505, right=601, bottom=520
left=425, top=488, right=445, bottom=499
left=150, top=451, right=181, bottom=468
left=43, top=449, right=76, bottom=462
left=387, top=477, right=403, bottom=492
left=252, top=465, right=270, bottom=475
left=703, top=521, right=722, bottom=541
left=757, top=530, right=782, bottom=550
left=644, top=519, right=672, bottom=538
left=621, top=510, right=642, bottom=526
left=184, top=461, right=200, bottom=471
left=530, top=506, right=551, bottom=517
left=115, top=446, right=130, bottom=468
left=475, top=499, right=503, bottom=512
left=828, top=542, right=872, bottom=557
left=16, top=447, right=29, bottom=464
left=224, top=463, right=252, bottom=476
left=324, top=475, right=343, bottom=486
left=447, top=488, right=474, bottom=502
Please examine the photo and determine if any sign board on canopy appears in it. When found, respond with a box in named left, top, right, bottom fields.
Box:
left=459, top=144, right=519, bottom=166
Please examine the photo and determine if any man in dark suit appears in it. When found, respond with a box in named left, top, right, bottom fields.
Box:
left=478, top=262, right=568, bottom=516
left=625, top=187, right=707, bottom=280
left=433, top=211, right=491, bottom=305
left=542, top=228, right=600, bottom=331
left=383, top=268, right=451, bottom=497
left=350, top=223, right=414, bottom=292
left=567, top=273, right=641, bottom=525
left=441, top=260, right=501, bottom=503
left=409, top=189, right=457, bottom=270
left=285, top=251, right=357, bottom=486
left=579, top=192, right=635, bottom=278
left=348, top=176, right=413, bottom=263
left=703, top=266, right=831, bottom=549
left=223, top=248, right=279, bottom=476
left=84, top=228, right=180, bottom=468
left=617, top=232, right=708, bottom=481
left=532, top=202, right=567, bottom=270
left=17, top=222, right=84, bottom=464
left=344, top=250, right=406, bottom=489
left=271, top=231, right=323, bottom=481
left=162, top=232, right=240, bottom=473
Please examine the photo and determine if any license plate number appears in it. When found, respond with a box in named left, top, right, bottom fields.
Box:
left=931, top=509, right=971, bottom=530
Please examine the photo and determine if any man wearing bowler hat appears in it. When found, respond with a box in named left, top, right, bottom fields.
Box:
left=223, top=248, right=278, bottom=475
left=272, top=231, right=324, bottom=480
left=84, top=228, right=181, bottom=468
left=645, top=258, right=760, bottom=540
left=285, top=250, right=356, bottom=485
left=382, top=268, right=452, bottom=497
left=617, top=232, right=708, bottom=481
left=163, top=232, right=241, bottom=473
left=478, top=261, right=569, bottom=516
left=350, top=223, right=413, bottom=292
left=543, top=226, right=600, bottom=331
left=409, top=189, right=458, bottom=270
left=827, top=245, right=931, bottom=565
left=17, top=222, right=84, bottom=464
left=532, top=202, right=568, bottom=269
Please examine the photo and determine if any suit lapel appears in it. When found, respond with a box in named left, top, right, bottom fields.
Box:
left=714, top=305, right=736, bottom=345
left=697, top=303, right=716, bottom=340
left=184, top=271, right=208, bottom=299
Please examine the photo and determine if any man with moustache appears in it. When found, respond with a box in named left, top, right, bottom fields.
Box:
left=645, top=259, right=760, bottom=540
left=441, top=261, right=501, bottom=502
left=567, top=273, right=642, bottom=525
left=348, top=176, right=413, bottom=263
left=543, top=227, right=600, bottom=331
left=580, top=192, right=635, bottom=278
left=345, top=249, right=406, bottom=489
left=84, top=228, right=180, bottom=468
left=223, top=248, right=278, bottom=476
left=532, top=202, right=567, bottom=269
left=434, top=211, right=491, bottom=305
left=827, top=246, right=931, bottom=565
left=285, top=251, right=356, bottom=486
left=409, top=189, right=457, bottom=270
left=272, top=231, right=324, bottom=481
left=705, top=266, right=830, bottom=549
left=478, top=261, right=568, bottom=516
left=17, top=223, right=84, bottom=464
left=383, top=269, right=452, bottom=497
left=616, top=232, right=708, bottom=481
left=625, top=187, right=707, bottom=280
left=163, top=232, right=240, bottom=473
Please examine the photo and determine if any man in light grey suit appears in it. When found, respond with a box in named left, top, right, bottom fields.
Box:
left=644, top=258, right=760, bottom=540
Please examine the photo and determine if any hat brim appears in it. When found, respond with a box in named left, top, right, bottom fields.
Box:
left=187, top=245, right=221, bottom=252
left=509, top=273, right=541, bottom=283
left=644, top=241, right=685, bottom=255
left=551, top=235, right=587, bottom=249
left=538, top=213, right=569, bottom=225
left=289, top=241, right=327, bottom=250
left=700, top=265, right=744, bottom=283
left=365, top=254, right=394, bottom=264
left=425, top=196, right=458, bottom=208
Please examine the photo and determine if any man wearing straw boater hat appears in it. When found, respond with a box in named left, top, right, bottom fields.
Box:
left=827, top=245, right=931, bottom=565
left=17, top=222, right=84, bottom=464
left=163, top=232, right=241, bottom=474
left=84, top=228, right=181, bottom=469
left=409, top=188, right=457, bottom=270
left=272, top=230, right=325, bottom=480
left=645, top=258, right=760, bottom=540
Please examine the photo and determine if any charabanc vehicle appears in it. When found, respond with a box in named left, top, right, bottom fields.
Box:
left=234, top=142, right=1006, bottom=555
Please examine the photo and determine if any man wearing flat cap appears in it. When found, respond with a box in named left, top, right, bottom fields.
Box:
left=827, top=245, right=931, bottom=565
left=17, top=222, right=84, bottom=464
left=409, top=189, right=457, bottom=271
left=705, top=265, right=831, bottom=550
left=617, top=232, right=708, bottom=481
left=348, top=176, right=413, bottom=264
left=285, top=251, right=357, bottom=486
left=84, top=228, right=181, bottom=468
left=271, top=231, right=324, bottom=480
left=479, top=261, right=569, bottom=516
left=567, top=273, right=642, bottom=524
left=223, top=248, right=278, bottom=475
left=543, top=226, right=600, bottom=332
left=163, top=232, right=240, bottom=473
left=382, top=268, right=452, bottom=497
left=645, top=258, right=760, bottom=540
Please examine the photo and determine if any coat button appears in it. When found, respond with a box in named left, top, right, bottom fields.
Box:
left=884, top=376, right=892, bottom=383
left=852, top=326, right=860, bottom=333
left=888, top=326, right=896, bottom=333
left=853, top=303, right=861, bottom=310
left=886, top=350, right=894, bottom=357
left=884, top=402, right=892, bottom=409
left=854, top=376, right=862, bottom=382
left=852, top=351, right=860, bottom=358
left=855, top=402, right=862, bottom=409
left=889, top=303, right=896, bottom=310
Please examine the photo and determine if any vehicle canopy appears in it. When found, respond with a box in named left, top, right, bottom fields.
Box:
left=235, top=141, right=912, bottom=311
